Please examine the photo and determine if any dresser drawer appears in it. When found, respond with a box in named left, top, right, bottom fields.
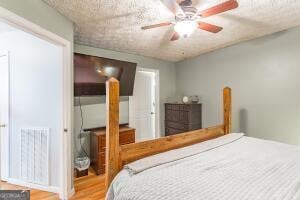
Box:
left=165, top=104, right=191, bottom=111
left=99, top=130, right=135, bottom=150
left=166, top=121, right=188, bottom=131
left=99, top=135, right=106, bottom=152
left=165, top=109, right=189, bottom=123
left=98, top=152, right=105, bottom=164
left=120, top=131, right=135, bottom=145
left=165, top=127, right=185, bottom=136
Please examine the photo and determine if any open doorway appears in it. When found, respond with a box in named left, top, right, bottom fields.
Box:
left=129, top=68, right=160, bottom=141
left=0, top=20, right=67, bottom=199
left=0, top=5, right=73, bottom=199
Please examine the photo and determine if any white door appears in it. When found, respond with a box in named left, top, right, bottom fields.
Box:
left=129, top=70, right=156, bottom=141
left=0, top=51, right=9, bottom=181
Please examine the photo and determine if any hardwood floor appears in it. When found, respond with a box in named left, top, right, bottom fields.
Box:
left=70, top=169, right=105, bottom=200
left=0, top=168, right=105, bottom=200
left=0, top=181, right=58, bottom=200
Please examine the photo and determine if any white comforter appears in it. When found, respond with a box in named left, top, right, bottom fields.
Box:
left=106, top=133, right=300, bottom=200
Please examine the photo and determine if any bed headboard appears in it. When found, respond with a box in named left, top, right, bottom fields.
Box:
left=105, top=78, right=232, bottom=191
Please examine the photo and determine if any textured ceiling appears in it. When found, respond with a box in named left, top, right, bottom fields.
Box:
left=44, top=0, right=300, bottom=62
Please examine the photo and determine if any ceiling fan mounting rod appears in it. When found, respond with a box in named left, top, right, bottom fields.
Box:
left=179, top=0, right=193, bottom=7
left=181, top=6, right=197, bottom=14
left=176, top=6, right=199, bottom=21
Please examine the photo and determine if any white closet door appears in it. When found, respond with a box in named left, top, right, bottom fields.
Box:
left=0, top=51, right=9, bottom=181
left=129, top=70, right=156, bottom=141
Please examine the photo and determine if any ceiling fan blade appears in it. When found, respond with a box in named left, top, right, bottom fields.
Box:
left=160, top=0, right=185, bottom=16
left=199, top=0, right=238, bottom=18
left=198, top=22, right=223, bottom=33
left=141, top=22, right=172, bottom=30
left=170, top=32, right=180, bottom=41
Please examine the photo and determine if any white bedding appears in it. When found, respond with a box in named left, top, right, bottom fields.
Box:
left=106, top=133, right=300, bottom=200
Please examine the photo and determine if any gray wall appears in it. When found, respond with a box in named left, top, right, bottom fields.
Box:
left=176, top=27, right=300, bottom=145
left=74, top=44, right=177, bottom=157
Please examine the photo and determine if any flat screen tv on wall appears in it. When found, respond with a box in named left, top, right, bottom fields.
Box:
left=74, top=53, right=137, bottom=96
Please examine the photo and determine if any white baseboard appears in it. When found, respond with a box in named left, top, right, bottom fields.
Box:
left=7, top=178, right=60, bottom=194
left=68, top=187, right=75, bottom=199
left=59, top=187, right=75, bottom=200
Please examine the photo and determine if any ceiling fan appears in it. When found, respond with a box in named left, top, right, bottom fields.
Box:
left=141, top=0, right=239, bottom=41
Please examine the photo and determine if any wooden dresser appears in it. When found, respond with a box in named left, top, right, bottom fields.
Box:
left=165, top=103, right=202, bottom=136
left=90, top=125, right=135, bottom=175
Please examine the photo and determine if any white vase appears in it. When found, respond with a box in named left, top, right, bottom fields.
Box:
left=182, top=96, right=189, bottom=103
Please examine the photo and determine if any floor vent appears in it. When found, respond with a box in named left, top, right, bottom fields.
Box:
left=20, top=128, right=49, bottom=186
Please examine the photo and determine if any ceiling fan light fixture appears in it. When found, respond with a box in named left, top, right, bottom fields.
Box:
left=174, top=20, right=198, bottom=38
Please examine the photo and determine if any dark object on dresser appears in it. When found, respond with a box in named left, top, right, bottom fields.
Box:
left=90, top=125, right=135, bottom=175
left=165, top=103, right=202, bottom=136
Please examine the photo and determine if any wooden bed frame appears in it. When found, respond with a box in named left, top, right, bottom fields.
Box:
left=105, top=78, right=232, bottom=191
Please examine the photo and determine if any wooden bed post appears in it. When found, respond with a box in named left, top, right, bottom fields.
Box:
left=105, top=78, right=120, bottom=191
left=223, top=87, right=232, bottom=134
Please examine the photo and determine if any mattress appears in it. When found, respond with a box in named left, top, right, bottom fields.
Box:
left=106, top=133, right=300, bottom=200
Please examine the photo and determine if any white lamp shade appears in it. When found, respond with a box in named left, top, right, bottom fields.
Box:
left=174, top=20, right=198, bottom=38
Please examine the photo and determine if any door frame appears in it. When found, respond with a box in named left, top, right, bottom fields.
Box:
left=132, top=67, right=161, bottom=138
left=0, top=7, right=73, bottom=199
left=0, top=51, right=9, bottom=182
